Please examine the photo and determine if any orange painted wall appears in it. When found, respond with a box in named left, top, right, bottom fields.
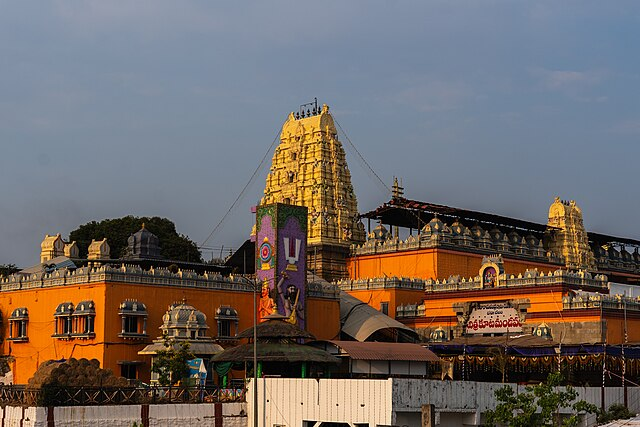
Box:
left=101, top=282, right=257, bottom=382
left=346, top=288, right=425, bottom=319
left=605, top=317, right=640, bottom=344
left=347, top=248, right=562, bottom=281
left=306, top=297, right=341, bottom=340
left=1, top=281, right=340, bottom=384
left=0, top=284, right=108, bottom=385
left=418, top=288, right=568, bottom=320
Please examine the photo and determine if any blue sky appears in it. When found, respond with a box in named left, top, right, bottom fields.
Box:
left=1, top=1, right=639, bottom=266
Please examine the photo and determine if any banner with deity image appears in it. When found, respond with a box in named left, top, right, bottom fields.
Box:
left=255, top=203, right=307, bottom=329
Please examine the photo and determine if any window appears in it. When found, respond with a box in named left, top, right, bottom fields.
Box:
left=380, top=302, right=389, bottom=316
left=121, top=364, right=138, bottom=380
left=215, top=306, right=239, bottom=339
left=72, top=300, right=96, bottom=339
left=118, top=300, right=148, bottom=339
left=8, top=307, right=28, bottom=342
left=53, top=302, right=74, bottom=339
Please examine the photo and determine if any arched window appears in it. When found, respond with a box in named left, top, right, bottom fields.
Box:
left=215, top=306, right=239, bottom=339
left=118, top=300, right=148, bottom=340
left=53, top=302, right=74, bottom=339
left=73, top=300, right=96, bottom=339
left=8, top=307, right=28, bottom=342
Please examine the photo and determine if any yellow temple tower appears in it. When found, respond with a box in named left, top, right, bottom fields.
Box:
left=547, top=197, right=595, bottom=270
left=261, top=102, right=365, bottom=281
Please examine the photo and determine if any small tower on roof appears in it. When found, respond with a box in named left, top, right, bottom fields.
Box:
left=40, top=234, right=65, bottom=263
left=260, top=101, right=365, bottom=282
left=547, top=197, right=595, bottom=270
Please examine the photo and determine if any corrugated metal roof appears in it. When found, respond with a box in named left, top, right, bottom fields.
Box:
left=340, top=291, right=417, bottom=342
left=325, top=340, right=440, bottom=362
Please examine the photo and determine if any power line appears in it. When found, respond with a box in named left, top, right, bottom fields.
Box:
left=200, top=123, right=284, bottom=248
left=334, top=117, right=391, bottom=197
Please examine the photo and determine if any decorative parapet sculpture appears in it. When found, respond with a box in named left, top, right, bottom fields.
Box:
left=0, top=265, right=339, bottom=301
left=351, top=216, right=559, bottom=264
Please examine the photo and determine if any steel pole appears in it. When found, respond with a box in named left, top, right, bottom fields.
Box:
left=253, top=279, right=258, bottom=427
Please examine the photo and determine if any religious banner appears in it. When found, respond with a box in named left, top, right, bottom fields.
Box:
left=255, top=203, right=307, bottom=328
left=466, top=303, right=522, bottom=334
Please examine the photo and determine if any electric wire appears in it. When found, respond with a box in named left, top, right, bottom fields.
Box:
left=200, top=124, right=284, bottom=248
left=334, top=117, right=391, bottom=197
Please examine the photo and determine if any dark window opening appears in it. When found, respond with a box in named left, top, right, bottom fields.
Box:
left=380, top=302, right=389, bottom=315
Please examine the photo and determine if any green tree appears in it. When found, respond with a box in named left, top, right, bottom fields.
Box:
left=484, top=372, right=598, bottom=427
left=597, top=404, right=634, bottom=424
left=0, top=264, right=19, bottom=278
left=68, top=216, right=202, bottom=262
left=151, top=335, right=195, bottom=386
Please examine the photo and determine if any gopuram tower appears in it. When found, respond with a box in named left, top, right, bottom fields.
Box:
left=547, top=197, right=595, bottom=270
left=260, top=102, right=365, bottom=282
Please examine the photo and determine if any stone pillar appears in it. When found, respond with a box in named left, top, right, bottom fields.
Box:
left=422, top=404, right=436, bottom=427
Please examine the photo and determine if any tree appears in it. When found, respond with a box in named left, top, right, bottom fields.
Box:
left=68, top=216, right=202, bottom=262
left=151, top=335, right=195, bottom=386
left=484, top=372, right=598, bottom=427
left=597, top=404, right=634, bottom=424
left=0, top=264, right=19, bottom=278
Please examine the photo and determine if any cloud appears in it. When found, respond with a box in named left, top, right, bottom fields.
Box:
left=530, top=68, right=603, bottom=90
left=393, top=79, right=472, bottom=113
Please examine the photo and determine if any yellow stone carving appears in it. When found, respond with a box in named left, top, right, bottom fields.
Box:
left=88, top=238, right=110, bottom=260
left=40, top=234, right=65, bottom=263
left=261, top=104, right=365, bottom=247
left=547, top=197, right=595, bottom=270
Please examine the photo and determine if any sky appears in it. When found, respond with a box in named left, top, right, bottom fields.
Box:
left=1, top=1, right=639, bottom=267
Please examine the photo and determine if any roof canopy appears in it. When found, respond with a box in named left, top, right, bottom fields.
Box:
left=319, top=340, right=440, bottom=362
left=340, top=291, right=417, bottom=342
left=211, top=343, right=338, bottom=364
left=363, top=197, right=640, bottom=247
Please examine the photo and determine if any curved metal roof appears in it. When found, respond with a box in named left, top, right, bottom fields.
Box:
left=340, top=291, right=417, bottom=342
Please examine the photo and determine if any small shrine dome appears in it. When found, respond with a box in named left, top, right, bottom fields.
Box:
left=160, top=301, right=209, bottom=339
left=126, top=224, right=162, bottom=259
left=533, top=322, right=553, bottom=339
left=422, top=216, right=445, bottom=234
left=368, top=222, right=391, bottom=241
left=430, top=326, right=448, bottom=342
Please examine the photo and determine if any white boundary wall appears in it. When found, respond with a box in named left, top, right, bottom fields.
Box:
left=0, top=402, right=246, bottom=427
left=249, top=378, right=640, bottom=427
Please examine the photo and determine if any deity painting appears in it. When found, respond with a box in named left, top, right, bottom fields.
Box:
left=258, top=279, right=275, bottom=321
left=483, top=267, right=497, bottom=288
left=259, top=237, right=273, bottom=271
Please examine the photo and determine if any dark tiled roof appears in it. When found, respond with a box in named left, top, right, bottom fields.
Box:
left=325, top=340, right=440, bottom=362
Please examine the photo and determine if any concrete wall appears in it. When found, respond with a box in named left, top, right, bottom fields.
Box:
left=0, top=403, right=246, bottom=426
left=247, top=378, right=392, bottom=427
left=249, top=378, right=640, bottom=427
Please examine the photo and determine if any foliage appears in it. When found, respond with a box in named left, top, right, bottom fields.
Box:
left=68, top=216, right=202, bottom=262
left=597, top=404, right=635, bottom=424
left=151, top=335, right=195, bottom=386
left=484, top=372, right=599, bottom=427
left=0, top=263, right=19, bottom=278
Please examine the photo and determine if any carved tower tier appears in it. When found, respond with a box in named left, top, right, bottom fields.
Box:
left=260, top=103, right=365, bottom=282
left=547, top=197, right=595, bottom=270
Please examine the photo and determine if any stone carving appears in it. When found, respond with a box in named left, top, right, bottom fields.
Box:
left=546, top=197, right=595, bottom=270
